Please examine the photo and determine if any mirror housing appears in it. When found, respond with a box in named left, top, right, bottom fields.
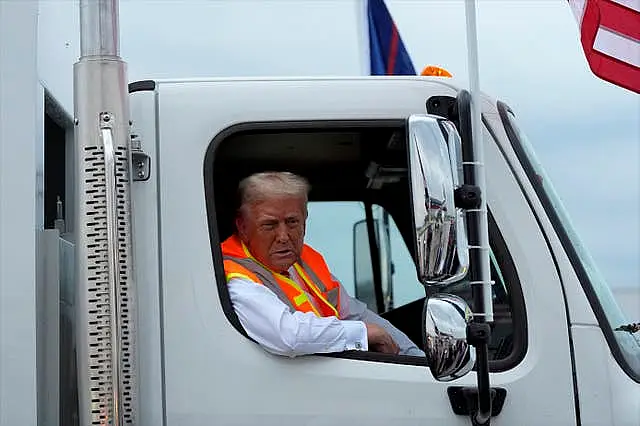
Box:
left=407, top=115, right=469, bottom=287
left=423, top=293, right=476, bottom=381
left=440, top=120, right=470, bottom=285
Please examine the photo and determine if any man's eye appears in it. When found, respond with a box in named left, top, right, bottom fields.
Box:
left=261, top=223, right=276, bottom=231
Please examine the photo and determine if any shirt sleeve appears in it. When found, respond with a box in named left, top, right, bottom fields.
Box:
left=227, top=276, right=369, bottom=357
left=335, top=276, right=426, bottom=357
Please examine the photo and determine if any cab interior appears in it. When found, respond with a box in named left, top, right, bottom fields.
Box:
left=205, top=119, right=521, bottom=367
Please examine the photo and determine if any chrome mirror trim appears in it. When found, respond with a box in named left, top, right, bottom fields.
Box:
left=407, top=115, right=466, bottom=286
left=423, top=293, right=476, bottom=381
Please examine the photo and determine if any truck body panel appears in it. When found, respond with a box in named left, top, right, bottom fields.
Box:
left=0, top=3, right=40, bottom=425
left=124, top=77, right=590, bottom=425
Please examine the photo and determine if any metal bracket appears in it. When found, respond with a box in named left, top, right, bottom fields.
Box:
left=447, top=386, right=507, bottom=419
left=130, top=134, right=151, bottom=181
left=467, top=322, right=492, bottom=346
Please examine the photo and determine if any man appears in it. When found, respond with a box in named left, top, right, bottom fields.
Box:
left=221, top=171, right=425, bottom=358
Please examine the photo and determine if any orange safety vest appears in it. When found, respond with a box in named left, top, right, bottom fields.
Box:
left=221, top=234, right=342, bottom=318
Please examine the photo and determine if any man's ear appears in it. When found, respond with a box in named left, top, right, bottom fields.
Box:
left=235, top=213, right=246, bottom=240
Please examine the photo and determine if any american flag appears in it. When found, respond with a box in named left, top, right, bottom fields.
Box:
left=568, top=0, right=640, bottom=93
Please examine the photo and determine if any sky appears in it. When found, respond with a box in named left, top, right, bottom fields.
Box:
left=38, top=1, right=639, bottom=313
left=113, top=0, right=639, bottom=310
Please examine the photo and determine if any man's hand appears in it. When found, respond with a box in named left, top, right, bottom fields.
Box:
left=365, top=323, right=400, bottom=355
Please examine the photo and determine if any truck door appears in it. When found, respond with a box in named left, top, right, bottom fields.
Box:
left=146, top=79, right=579, bottom=425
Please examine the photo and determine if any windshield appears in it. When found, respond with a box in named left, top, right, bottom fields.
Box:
left=497, top=102, right=640, bottom=381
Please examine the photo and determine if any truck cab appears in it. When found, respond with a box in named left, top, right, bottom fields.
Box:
left=2, top=2, right=638, bottom=425
left=75, top=75, right=634, bottom=425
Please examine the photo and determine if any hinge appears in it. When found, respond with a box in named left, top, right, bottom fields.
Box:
left=130, top=134, right=151, bottom=181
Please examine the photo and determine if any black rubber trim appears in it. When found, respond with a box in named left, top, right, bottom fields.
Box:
left=204, top=119, right=448, bottom=367
left=497, top=100, right=640, bottom=386
left=484, top=211, right=528, bottom=373
left=364, top=201, right=385, bottom=314
left=323, top=350, right=428, bottom=366
left=488, top=107, right=581, bottom=426
left=128, top=80, right=156, bottom=93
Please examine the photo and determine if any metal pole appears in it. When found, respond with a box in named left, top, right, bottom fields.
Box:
left=75, top=1, right=137, bottom=425
left=358, top=0, right=372, bottom=76
left=463, top=0, right=493, bottom=323
left=464, top=1, right=493, bottom=424
left=79, top=0, right=119, bottom=57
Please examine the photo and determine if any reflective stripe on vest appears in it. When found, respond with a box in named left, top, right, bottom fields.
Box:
left=224, top=255, right=305, bottom=314
left=224, top=254, right=339, bottom=318
left=295, top=258, right=340, bottom=309
left=292, top=263, right=340, bottom=316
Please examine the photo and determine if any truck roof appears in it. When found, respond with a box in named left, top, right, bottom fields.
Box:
left=129, top=75, right=498, bottom=103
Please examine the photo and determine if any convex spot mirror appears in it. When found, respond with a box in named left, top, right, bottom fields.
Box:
left=407, top=114, right=469, bottom=287
left=423, top=293, right=476, bottom=381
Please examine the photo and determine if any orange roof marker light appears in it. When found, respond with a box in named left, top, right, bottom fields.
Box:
left=421, top=65, right=453, bottom=78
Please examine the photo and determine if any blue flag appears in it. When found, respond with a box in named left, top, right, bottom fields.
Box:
left=367, top=0, right=416, bottom=75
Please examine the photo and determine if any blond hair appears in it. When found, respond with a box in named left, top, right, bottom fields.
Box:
left=237, top=171, right=310, bottom=215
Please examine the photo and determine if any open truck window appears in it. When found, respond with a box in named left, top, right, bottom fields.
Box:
left=306, top=201, right=525, bottom=369
left=204, top=120, right=526, bottom=370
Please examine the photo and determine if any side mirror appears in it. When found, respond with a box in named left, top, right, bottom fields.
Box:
left=423, top=293, right=476, bottom=381
left=353, top=214, right=393, bottom=313
left=407, top=115, right=469, bottom=287
left=353, top=218, right=378, bottom=312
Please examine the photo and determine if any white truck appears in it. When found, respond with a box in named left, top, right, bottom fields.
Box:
left=1, top=1, right=638, bottom=426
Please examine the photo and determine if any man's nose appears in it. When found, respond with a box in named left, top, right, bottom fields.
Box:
left=275, top=223, right=290, bottom=242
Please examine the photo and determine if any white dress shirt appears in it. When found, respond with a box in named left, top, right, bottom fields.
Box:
left=227, top=266, right=425, bottom=358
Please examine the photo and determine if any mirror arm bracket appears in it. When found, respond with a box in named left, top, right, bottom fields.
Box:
left=454, top=184, right=482, bottom=210
left=466, top=322, right=491, bottom=346
left=466, top=320, right=493, bottom=425
left=447, top=386, right=507, bottom=425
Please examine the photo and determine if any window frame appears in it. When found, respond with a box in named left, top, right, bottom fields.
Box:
left=203, top=118, right=528, bottom=371
left=203, top=118, right=406, bottom=343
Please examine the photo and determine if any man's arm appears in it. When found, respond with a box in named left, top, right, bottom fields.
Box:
left=228, top=277, right=368, bottom=357
left=337, top=278, right=426, bottom=357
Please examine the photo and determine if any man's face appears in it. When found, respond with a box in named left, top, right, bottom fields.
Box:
left=236, top=196, right=306, bottom=273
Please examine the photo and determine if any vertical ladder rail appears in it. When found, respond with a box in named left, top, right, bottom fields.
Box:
left=464, top=0, right=493, bottom=324
left=73, top=0, right=138, bottom=425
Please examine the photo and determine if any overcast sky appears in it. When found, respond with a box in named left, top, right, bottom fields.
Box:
left=33, top=0, right=638, bottom=315
left=112, top=0, right=639, bottom=296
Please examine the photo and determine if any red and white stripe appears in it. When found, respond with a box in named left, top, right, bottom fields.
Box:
left=568, top=0, right=640, bottom=93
